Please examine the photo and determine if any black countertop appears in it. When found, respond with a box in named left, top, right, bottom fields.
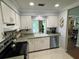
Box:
left=0, top=42, right=28, bottom=59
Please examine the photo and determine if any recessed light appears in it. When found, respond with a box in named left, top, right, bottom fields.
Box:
left=29, top=2, right=34, bottom=6
left=55, top=4, right=60, bottom=7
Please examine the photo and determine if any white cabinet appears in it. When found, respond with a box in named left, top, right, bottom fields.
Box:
left=26, top=16, right=32, bottom=29
left=15, top=13, right=20, bottom=30
left=20, top=16, right=32, bottom=29
left=1, top=2, right=16, bottom=24
left=28, top=37, right=50, bottom=52
left=47, top=16, right=58, bottom=27
left=0, top=5, right=4, bottom=42
left=35, top=37, right=50, bottom=50
left=40, top=37, right=50, bottom=49
left=28, top=39, right=35, bottom=51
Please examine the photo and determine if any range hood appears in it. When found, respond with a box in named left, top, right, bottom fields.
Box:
left=4, top=26, right=18, bottom=32
left=4, top=24, right=19, bottom=32
left=4, top=26, right=17, bottom=32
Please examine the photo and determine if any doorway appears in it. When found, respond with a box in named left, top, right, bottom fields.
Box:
left=67, top=17, right=77, bottom=50
left=67, top=6, right=79, bottom=59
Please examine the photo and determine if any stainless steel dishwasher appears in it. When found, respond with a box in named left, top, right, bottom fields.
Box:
left=50, top=36, right=59, bottom=48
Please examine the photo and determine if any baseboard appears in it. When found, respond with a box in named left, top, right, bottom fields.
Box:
left=28, top=47, right=59, bottom=53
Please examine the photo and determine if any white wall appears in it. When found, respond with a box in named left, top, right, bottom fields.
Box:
left=58, top=10, right=68, bottom=50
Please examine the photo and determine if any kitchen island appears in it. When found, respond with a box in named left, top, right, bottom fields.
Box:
left=16, top=33, right=60, bottom=52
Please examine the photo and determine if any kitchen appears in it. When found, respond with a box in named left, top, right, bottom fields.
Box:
left=0, top=0, right=77, bottom=59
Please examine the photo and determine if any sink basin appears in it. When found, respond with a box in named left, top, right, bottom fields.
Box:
left=34, top=33, right=48, bottom=37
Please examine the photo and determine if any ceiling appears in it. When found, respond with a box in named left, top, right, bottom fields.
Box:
left=3, top=0, right=79, bottom=14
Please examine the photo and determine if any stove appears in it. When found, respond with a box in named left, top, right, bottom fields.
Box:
left=0, top=42, right=28, bottom=59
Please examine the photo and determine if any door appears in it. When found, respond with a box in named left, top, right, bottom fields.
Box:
left=67, top=17, right=77, bottom=50
left=76, top=17, right=79, bottom=47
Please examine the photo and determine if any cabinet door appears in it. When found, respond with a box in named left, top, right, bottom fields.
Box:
left=37, top=37, right=50, bottom=50
left=20, top=16, right=27, bottom=29
left=26, top=16, right=32, bottom=29
left=15, top=13, right=20, bottom=29
left=9, top=8, right=16, bottom=24
left=47, top=16, right=58, bottom=27
left=0, top=6, right=4, bottom=42
left=1, top=2, right=10, bottom=23
left=29, top=38, right=40, bottom=51
left=28, top=37, right=50, bottom=52
left=20, top=16, right=32, bottom=29
left=28, top=39, right=35, bottom=52
left=33, top=38, right=39, bottom=51
left=28, top=39, right=40, bottom=52
left=1, top=2, right=15, bottom=24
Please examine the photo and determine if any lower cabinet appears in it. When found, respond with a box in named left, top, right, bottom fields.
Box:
left=28, top=39, right=35, bottom=52
left=28, top=37, right=50, bottom=52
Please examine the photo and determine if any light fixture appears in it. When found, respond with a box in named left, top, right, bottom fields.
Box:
left=54, top=4, right=60, bottom=7
left=29, top=2, right=34, bottom=6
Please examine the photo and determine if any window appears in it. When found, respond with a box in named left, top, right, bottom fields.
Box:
left=32, top=16, right=46, bottom=33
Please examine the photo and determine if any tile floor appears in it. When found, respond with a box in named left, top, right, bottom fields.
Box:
left=29, top=48, right=74, bottom=59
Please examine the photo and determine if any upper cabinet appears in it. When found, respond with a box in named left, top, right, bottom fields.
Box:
left=0, top=4, right=4, bottom=42
left=15, top=13, right=20, bottom=30
left=26, top=16, right=32, bottom=29
left=20, top=16, right=32, bottom=29
left=47, top=16, right=59, bottom=27
left=1, top=2, right=21, bottom=31
left=1, top=2, right=16, bottom=24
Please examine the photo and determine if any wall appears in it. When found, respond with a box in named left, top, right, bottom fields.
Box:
left=58, top=2, right=79, bottom=49
left=58, top=10, right=68, bottom=50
